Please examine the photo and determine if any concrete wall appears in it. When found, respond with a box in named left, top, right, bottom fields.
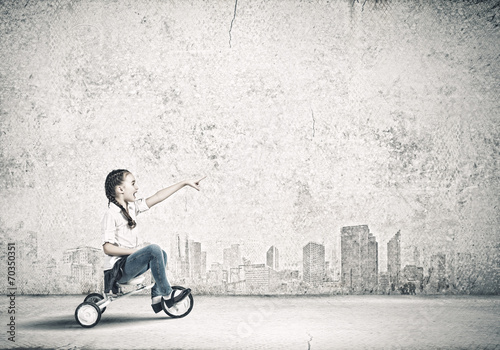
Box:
left=0, top=0, right=498, bottom=294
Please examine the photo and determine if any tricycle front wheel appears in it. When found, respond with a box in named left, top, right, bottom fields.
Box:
left=162, top=286, right=194, bottom=318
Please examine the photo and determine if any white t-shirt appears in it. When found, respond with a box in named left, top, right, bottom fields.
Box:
left=101, top=199, right=150, bottom=270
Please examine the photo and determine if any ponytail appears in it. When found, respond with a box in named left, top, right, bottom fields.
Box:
left=104, top=169, right=137, bottom=229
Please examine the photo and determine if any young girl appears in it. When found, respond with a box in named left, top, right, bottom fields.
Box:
left=101, top=169, right=205, bottom=313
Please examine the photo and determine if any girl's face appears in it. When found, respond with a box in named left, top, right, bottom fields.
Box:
left=118, top=173, right=139, bottom=203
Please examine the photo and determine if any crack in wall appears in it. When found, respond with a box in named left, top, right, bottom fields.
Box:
left=229, top=0, right=239, bottom=48
left=307, top=333, right=313, bottom=349
left=351, top=0, right=374, bottom=11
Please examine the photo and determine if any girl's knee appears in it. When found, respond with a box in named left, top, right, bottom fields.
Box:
left=146, top=244, right=166, bottom=264
left=148, top=243, right=162, bottom=256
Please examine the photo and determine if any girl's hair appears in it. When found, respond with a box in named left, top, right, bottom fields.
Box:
left=105, top=169, right=137, bottom=229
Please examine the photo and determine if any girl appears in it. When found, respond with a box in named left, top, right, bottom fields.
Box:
left=101, top=169, right=205, bottom=313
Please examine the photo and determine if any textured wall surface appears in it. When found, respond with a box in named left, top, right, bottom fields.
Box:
left=0, top=0, right=499, bottom=294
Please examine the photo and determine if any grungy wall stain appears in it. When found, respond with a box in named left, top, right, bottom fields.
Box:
left=0, top=0, right=499, bottom=295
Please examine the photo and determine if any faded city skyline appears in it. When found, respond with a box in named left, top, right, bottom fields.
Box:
left=4, top=223, right=493, bottom=295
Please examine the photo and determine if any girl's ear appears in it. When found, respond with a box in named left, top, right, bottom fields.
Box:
left=116, top=186, right=124, bottom=194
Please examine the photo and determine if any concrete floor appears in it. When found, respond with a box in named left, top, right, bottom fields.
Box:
left=1, top=295, right=499, bottom=349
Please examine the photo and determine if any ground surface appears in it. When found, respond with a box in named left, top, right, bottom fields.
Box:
left=1, top=295, right=499, bottom=349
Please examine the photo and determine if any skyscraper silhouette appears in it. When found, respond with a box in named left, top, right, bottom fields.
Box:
left=341, top=225, right=379, bottom=293
left=266, top=246, right=279, bottom=271
left=201, top=251, right=207, bottom=278
left=303, top=242, right=325, bottom=285
left=170, top=233, right=183, bottom=278
left=190, top=241, right=202, bottom=281
left=182, top=238, right=190, bottom=278
left=387, top=230, right=401, bottom=288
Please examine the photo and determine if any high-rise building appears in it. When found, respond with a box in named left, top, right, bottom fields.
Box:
left=201, top=251, right=207, bottom=277
left=368, top=234, right=379, bottom=289
left=330, top=248, right=340, bottom=280
left=190, top=241, right=202, bottom=281
left=303, top=242, right=325, bottom=285
left=266, top=246, right=279, bottom=271
left=387, top=230, right=401, bottom=288
left=341, top=225, right=379, bottom=292
left=182, top=238, right=190, bottom=278
left=170, top=234, right=183, bottom=278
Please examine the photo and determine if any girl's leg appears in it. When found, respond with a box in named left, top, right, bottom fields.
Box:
left=118, top=244, right=173, bottom=298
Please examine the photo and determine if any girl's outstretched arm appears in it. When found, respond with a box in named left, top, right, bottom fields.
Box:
left=146, top=176, right=206, bottom=208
